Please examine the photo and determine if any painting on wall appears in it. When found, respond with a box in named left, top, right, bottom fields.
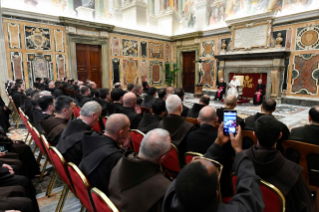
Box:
left=54, top=29, right=65, bottom=52
left=141, top=41, right=147, bottom=58
left=201, top=40, right=215, bottom=57
left=52, top=0, right=67, bottom=11
left=141, top=60, right=147, bottom=79
left=56, top=55, right=66, bottom=79
left=25, top=26, right=51, bottom=50
left=27, top=54, right=53, bottom=87
left=207, top=0, right=225, bottom=26
left=111, top=37, right=120, bottom=56
left=7, top=23, right=21, bottom=49
left=10, top=52, right=24, bottom=81
left=183, top=0, right=196, bottom=28
left=123, top=59, right=139, bottom=85
left=165, top=44, right=170, bottom=60
left=200, top=60, right=214, bottom=88
left=291, top=54, right=319, bottom=95
left=149, top=61, right=163, bottom=85
left=122, top=39, right=138, bottom=57
left=149, top=42, right=163, bottom=59
left=295, top=26, right=319, bottom=51
left=112, top=58, right=120, bottom=85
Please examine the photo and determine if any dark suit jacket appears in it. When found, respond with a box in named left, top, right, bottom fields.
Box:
left=108, top=103, right=122, bottom=115
left=12, top=92, right=26, bottom=109
left=181, top=104, right=189, bottom=117
left=187, top=103, right=205, bottom=118
left=186, top=124, right=217, bottom=154
left=141, top=96, right=155, bottom=108
left=116, top=107, right=142, bottom=130
left=137, top=113, right=161, bottom=134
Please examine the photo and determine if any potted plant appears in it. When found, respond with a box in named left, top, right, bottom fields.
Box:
left=165, top=63, right=179, bottom=87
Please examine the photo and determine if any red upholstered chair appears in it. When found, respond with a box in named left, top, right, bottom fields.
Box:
left=25, top=121, right=34, bottom=146
left=74, top=106, right=81, bottom=118
left=161, top=144, right=181, bottom=178
left=9, top=97, right=21, bottom=128
left=184, top=152, right=203, bottom=164
left=130, top=129, right=145, bottom=153
left=68, top=162, right=95, bottom=212
left=18, top=108, right=32, bottom=144
left=92, top=121, right=102, bottom=133
left=102, top=116, right=108, bottom=128
left=91, top=187, right=119, bottom=212
left=230, top=175, right=285, bottom=212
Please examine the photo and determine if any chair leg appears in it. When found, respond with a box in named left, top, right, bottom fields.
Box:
left=58, top=186, right=69, bottom=212
left=36, top=152, right=43, bottom=164
left=55, top=184, right=68, bottom=212
left=28, top=136, right=33, bottom=146
left=32, top=145, right=37, bottom=155
left=24, top=132, right=30, bottom=143
left=46, top=169, right=58, bottom=197
left=39, top=158, right=48, bottom=182
left=16, top=116, right=21, bottom=129
left=80, top=206, right=86, bottom=212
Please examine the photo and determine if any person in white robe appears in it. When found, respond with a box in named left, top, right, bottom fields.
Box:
left=227, top=76, right=241, bottom=98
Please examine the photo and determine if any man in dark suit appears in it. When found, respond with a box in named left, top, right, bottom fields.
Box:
left=141, top=87, right=157, bottom=108
left=187, top=95, right=210, bottom=118
left=174, top=88, right=189, bottom=117
left=77, top=86, right=91, bottom=107
left=133, top=84, right=143, bottom=105
left=108, top=88, right=124, bottom=115
left=289, top=106, right=319, bottom=186
left=253, top=79, right=266, bottom=105
left=127, top=83, right=134, bottom=92
left=34, top=96, right=55, bottom=134
left=12, top=83, right=26, bottom=109
left=186, top=106, right=218, bottom=154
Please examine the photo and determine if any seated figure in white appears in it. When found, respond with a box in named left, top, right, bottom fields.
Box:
left=227, top=76, right=241, bottom=98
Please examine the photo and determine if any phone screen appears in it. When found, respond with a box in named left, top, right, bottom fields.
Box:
left=223, top=110, right=237, bottom=135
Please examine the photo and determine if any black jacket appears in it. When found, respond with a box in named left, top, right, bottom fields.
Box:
left=181, top=104, right=189, bottom=117
left=138, top=113, right=162, bottom=134
left=108, top=103, right=122, bottom=115
left=187, top=103, right=205, bottom=118
left=116, top=107, right=142, bottom=130
left=141, top=96, right=155, bottom=109
left=12, top=91, right=26, bottom=109
left=186, top=124, right=217, bottom=154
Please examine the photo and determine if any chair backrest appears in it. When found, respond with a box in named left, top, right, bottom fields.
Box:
left=161, top=143, right=180, bottom=173
left=92, top=121, right=102, bottom=133
left=25, top=121, right=33, bottom=137
left=140, top=106, right=150, bottom=114
left=232, top=175, right=285, bottom=212
left=29, top=123, right=46, bottom=155
left=91, top=187, right=119, bottom=212
left=9, top=96, right=18, bottom=112
left=68, top=162, right=95, bottom=212
left=130, top=129, right=145, bottom=153
left=102, top=116, right=108, bottom=128
left=242, top=130, right=257, bottom=145
left=184, top=152, right=203, bottom=164
left=185, top=117, right=198, bottom=125
left=40, top=135, right=52, bottom=161
left=74, top=106, right=81, bottom=118
left=282, top=140, right=319, bottom=190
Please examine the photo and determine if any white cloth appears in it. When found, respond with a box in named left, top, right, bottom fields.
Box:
left=227, top=79, right=241, bottom=98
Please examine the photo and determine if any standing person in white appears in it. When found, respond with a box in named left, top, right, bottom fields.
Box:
left=227, top=76, right=240, bottom=98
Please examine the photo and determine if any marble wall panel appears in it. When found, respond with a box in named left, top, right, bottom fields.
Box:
left=54, top=29, right=65, bottom=52
left=295, top=25, right=319, bottom=51
left=201, top=40, right=215, bottom=57
left=149, top=42, right=163, bottom=59
left=149, top=61, right=163, bottom=85
left=56, top=54, right=66, bottom=79
left=111, top=37, right=120, bottom=56
left=112, top=58, right=121, bottom=85
left=165, top=43, right=170, bottom=60
left=27, top=54, right=53, bottom=86
left=25, top=26, right=51, bottom=50
left=141, top=41, right=147, bottom=58
left=122, top=39, right=138, bottom=57
left=10, top=52, right=24, bottom=80
left=123, top=58, right=139, bottom=85
left=7, top=23, right=21, bottom=49
left=200, top=60, right=214, bottom=88
left=141, top=60, right=147, bottom=78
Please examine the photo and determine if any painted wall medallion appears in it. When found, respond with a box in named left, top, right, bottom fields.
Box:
left=201, top=40, right=215, bottom=57
left=25, top=26, right=51, bottom=50
left=296, top=26, right=319, bottom=51
left=122, top=39, right=138, bottom=57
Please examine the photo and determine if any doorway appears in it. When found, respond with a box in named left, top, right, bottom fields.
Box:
left=182, top=51, right=195, bottom=93
left=76, top=44, right=102, bottom=88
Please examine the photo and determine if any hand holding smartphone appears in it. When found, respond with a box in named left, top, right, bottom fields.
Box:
left=223, top=110, right=237, bottom=136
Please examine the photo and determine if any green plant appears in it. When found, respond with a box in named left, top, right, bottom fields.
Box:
left=165, top=63, right=179, bottom=86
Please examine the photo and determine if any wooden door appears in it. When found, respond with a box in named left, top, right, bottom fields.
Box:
left=76, top=44, right=102, bottom=88
left=182, top=51, right=195, bottom=93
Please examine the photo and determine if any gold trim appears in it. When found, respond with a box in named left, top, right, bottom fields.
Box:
left=91, top=187, right=119, bottom=212
left=130, top=129, right=146, bottom=137
left=171, top=143, right=181, bottom=170
left=184, top=152, right=203, bottom=164
left=260, top=180, right=286, bottom=212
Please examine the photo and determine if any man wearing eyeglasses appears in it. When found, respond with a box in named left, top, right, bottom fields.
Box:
left=162, top=125, right=265, bottom=212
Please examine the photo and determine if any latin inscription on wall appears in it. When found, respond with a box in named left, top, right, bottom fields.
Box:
left=233, top=24, right=268, bottom=49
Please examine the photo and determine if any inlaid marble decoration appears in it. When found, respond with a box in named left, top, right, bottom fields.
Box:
left=112, top=58, right=121, bottom=85
left=295, top=26, right=319, bottom=51
left=165, top=44, right=170, bottom=60
left=149, top=61, right=163, bottom=85
left=56, top=55, right=66, bottom=79
left=7, top=23, right=21, bottom=49
left=200, top=60, right=214, bottom=88
left=122, top=39, right=138, bottom=57
left=123, top=58, right=139, bottom=85
left=54, top=29, right=64, bottom=52
left=201, top=40, right=215, bottom=57
left=286, top=29, right=292, bottom=51
left=141, top=60, right=147, bottom=78
left=141, top=41, right=147, bottom=58
left=25, top=26, right=51, bottom=50
left=111, top=37, right=120, bottom=56
left=291, top=54, right=319, bottom=95
left=10, top=52, right=24, bottom=80
left=149, top=42, right=163, bottom=59
left=27, top=54, right=53, bottom=86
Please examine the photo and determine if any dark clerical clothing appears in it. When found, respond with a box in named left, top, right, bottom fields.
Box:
left=181, top=104, right=189, bottom=117
left=289, top=124, right=319, bottom=186
left=135, top=93, right=142, bottom=105
left=141, top=96, right=156, bottom=109
left=78, top=96, right=91, bottom=107
left=217, top=107, right=245, bottom=129
left=162, top=143, right=264, bottom=212
left=40, top=116, right=69, bottom=146
left=142, top=81, right=149, bottom=92
left=187, top=103, right=205, bottom=118
left=108, top=102, right=122, bottom=115
left=56, top=119, right=91, bottom=166
left=79, top=132, right=123, bottom=195
left=33, top=112, right=52, bottom=134
left=109, top=152, right=171, bottom=212
left=253, top=84, right=266, bottom=105
left=186, top=124, right=217, bottom=154
left=158, top=114, right=196, bottom=164
left=0, top=186, right=34, bottom=212
left=215, top=82, right=227, bottom=101
left=244, top=113, right=290, bottom=153
left=52, top=88, right=63, bottom=98
left=92, top=98, right=108, bottom=117
left=0, top=96, right=11, bottom=132
left=244, top=146, right=314, bottom=212
left=138, top=113, right=162, bottom=134
left=12, top=91, right=26, bottom=109
left=116, top=107, right=142, bottom=129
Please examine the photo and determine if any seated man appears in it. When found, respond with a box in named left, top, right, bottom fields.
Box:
left=77, top=86, right=91, bottom=107
left=227, top=76, right=240, bottom=98
left=138, top=99, right=166, bottom=134
left=158, top=95, right=196, bottom=164
left=174, top=88, right=189, bottom=117
left=41, top=96, right=75, bottom=146
left=244, top=115, right=314, bottom=212
left=244, top=99, right=289, bottom=152
left=166, top=86, right=174, bottom=95
left=12, top=82, right=26, bottom=108
left=163, top=125, right=265, bottom=212
left=116, top=92, right=142, bottom=129
left=48, top=81, right=55, bottom=94
left=253, top=79, right=266, bottom=105
left=108, top=88, right=124, bottom=115
left=52, top=81, right=63, bottom=98
left=187, top=95, right=210, bottom=118
left=127, top=83, right=134, bottom=92
left=133, top=84, right=143, bottom=105
left=0, top=185, right=34, bottom=212
left=57, top=101, right=101, bottom=165
left=215, top=78, right=227, bottom=101
left=79, top=114, right=130, bottom=195
left=34, top=96, right=55, bottom=134
left=186, top=106, right=218, bottom=154
left=109, top=129, right=171, bottom=212
left=289, top=106, right=319, bottom=186
left=141, top=87, right=157, bottom=108
left=99, top=88, right=111, bottom=116
left=158, top=88, right=167, bottom=101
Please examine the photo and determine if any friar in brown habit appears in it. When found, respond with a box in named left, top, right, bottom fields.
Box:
left=0, top=186, right=34, bottom=212
left=109, top=129, right=171, bottom=212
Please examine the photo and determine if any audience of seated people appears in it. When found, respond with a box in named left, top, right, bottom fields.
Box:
left=34, top=96, right=55, bottom=134
left=133, top=84, right=143, bottom=105
left=158, top=88, right=167, bottom=101
left=174, top=88, right=189, bottom=117
left=187, top=94, right=210, bottom=118
left=141, top=87, right=157, bottom=108
left=0, top=89, right=11, bottom=132
left=77, top=86, right=91, bottom=107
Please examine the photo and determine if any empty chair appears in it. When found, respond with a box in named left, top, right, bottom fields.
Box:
left=91, top=187, right=119, bottom=212
left=130, top=129, right=145, bottom=153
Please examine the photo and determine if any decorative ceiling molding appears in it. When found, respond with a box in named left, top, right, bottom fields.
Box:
left=59, top=17, right=114, bottom=32
left=225, top=12, right=276, bottom=27
left=171, top=31, right=203, bottom=41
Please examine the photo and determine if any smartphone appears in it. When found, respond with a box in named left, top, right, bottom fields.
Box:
left=223, top=110, right=237, bottom=135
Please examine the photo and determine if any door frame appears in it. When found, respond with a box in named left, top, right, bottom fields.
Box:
left=68, top=34, right=110, bottom=88
left=176, top=44, right=200, bottom=93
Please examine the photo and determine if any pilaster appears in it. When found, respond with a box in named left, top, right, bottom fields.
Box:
left=121, top=0, right=148, bottom=29
left=0, top=1, right=9, bottom=103
left=195, top=0, right=208, bottom=31
left=157, top=7, right=181, bottom=36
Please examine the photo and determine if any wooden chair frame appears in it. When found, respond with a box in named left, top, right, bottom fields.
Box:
left=260, top=179, right=286, bottom=212
left=185, top=117, right=199, bottom=125
left=91, top=187, right=119, bottom=212
left=242, top=130, right=258, bottom=145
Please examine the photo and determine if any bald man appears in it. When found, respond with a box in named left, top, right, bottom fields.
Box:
left=186, top=106, right=218, bottom=154
left=79, top=114, right=131, bottom=196
left=116, top=92, right=142, bottom=129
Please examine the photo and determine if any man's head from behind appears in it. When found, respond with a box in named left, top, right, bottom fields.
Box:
left=175, top=159, right=218, bottom=210
left=55, top=81, right=62, bottom=89
left=123, top=92, right=137, bottom=108
left=114, top=82, right=122, bottom=89
left=105, top=114, right=130, bottom=147
left=152, top=99, right=166, bottom=116
left=133, top=84, right=142, bottom=95
left=15, top=83, right=25, bottom=92
left=261, top=99, right=276, bottom=114
left=138, top=129, right=171, bottom=164
left=54, top=95, right=75, bottom=120
left=254, top=115, right=282, bottom=148
left=148, top=87, right=157, bottom=97
left=199, top=95, right=210, bottom=106
left=48, top=81, right=55, bottom=89
left=166, top=94, right=182, bottom=115
left=127, top=83, right=134, bottom=92
left=224, top=94, right=237, bottom=109
left=38, top=96, right=55, bottom=114
left=80, top=101, right=102, bottom=127
left=174, top=88, right=185, bottom=100
left=158, top=89, right=167, bottom=100
left=99, top=88, right=110, bottom=101
left=111, top=88, right=125, bottom=103
left=309, top=106, right=319, bottom=124
left=80, top=86, right=91, bottom=97
left=198, top=106, right=217, bottom=126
